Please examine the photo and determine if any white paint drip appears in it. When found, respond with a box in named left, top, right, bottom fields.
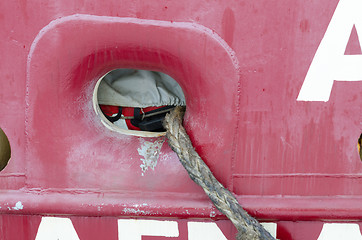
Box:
left=137, top=137, right=165, bottom=175
left=12, top=201, right=23, bottom=210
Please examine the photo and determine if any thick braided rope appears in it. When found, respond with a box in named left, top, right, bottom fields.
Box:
left=163, top=107, right=275, bottom=240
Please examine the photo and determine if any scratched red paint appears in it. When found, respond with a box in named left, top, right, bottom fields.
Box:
left=0, top=0, right=361, bottom=239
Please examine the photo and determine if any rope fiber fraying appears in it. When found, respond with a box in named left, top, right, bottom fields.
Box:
left=163, top=106, right=275, bottom=240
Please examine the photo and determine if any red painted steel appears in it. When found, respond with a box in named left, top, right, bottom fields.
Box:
left=0, top=0, right=361, bottom=239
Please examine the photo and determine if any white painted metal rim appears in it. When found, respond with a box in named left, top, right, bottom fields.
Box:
left=92, top=71, right=166, bottom=138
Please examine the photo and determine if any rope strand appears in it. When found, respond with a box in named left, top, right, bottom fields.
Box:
left=163, top=106, right=275, bottom=240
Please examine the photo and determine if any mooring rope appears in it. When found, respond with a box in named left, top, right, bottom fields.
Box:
left=163, top=106, right=275, bottom=240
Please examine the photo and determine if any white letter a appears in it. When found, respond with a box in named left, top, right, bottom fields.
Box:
left=35, top=217, right=80, bottom=240
left=297, top=0, right=362, bottom=102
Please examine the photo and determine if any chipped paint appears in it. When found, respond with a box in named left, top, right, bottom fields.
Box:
left=137, top=137, right=165, bottom=175
left=209, top=210, right=216, bottom=218
left=12, top=201, right=23, bottom=210
left=123, top=207, right=150, bottom=215
left=132, top=203, right=148, bottom=208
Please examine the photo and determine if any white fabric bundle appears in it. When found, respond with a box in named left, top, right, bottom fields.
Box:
left=97, top=69, right=186, bottom=108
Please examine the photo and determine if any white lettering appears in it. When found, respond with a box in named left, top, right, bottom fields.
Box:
left=188, top=222, right=228, bottom=240
left=261, top=222, right=277, bottom=238
left=118, top=219, right=179, bottom=240
left=317, top=223, right=362, bottom=240
left=187, top=222, right=276, bottom=239
left=297, top=0, right=362, bottom=101
left=35, top=217, right=80, bottom=240
left=36, top=217, right=362, bottom=240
